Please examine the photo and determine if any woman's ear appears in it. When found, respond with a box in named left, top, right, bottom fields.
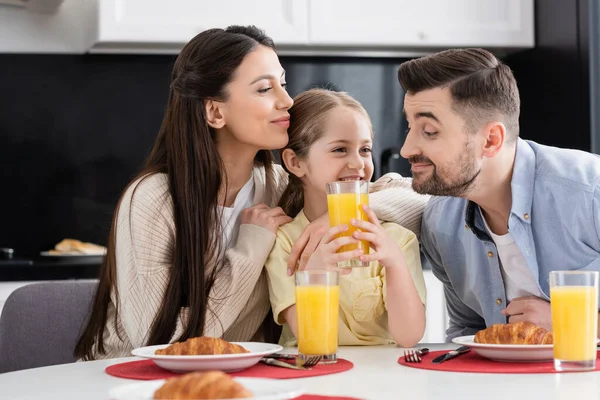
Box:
left=204, top=99, right=225, bottom=129
left=281, top=148, right=306, bottom=178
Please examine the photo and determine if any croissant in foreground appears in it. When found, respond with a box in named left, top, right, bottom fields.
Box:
left=474, top=322, right=553, bottom=345
left=155, top=336, right=249, bottom=356
left=154, top=371, right=253, bottom=399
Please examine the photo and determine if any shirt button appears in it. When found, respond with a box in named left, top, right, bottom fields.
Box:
left=487, top=251, right=494, bottom=258
left=524, top=213, right=530, bottom=220
left=496, top=298, right=503, bottom=305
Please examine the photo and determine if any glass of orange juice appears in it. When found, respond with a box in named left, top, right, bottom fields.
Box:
left=550, top=270, right=599, bottom=371
left=295, top=270, right=339, bottom=364
left=326, top=180, right=370, bottom=268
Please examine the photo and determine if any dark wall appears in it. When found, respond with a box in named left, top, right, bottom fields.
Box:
left=1, top=55, right=175, bottom=256
left=505, top=0, right=590, bottom=151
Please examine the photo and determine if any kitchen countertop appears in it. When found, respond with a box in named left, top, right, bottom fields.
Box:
left=0, top=256, right=102, bottom=281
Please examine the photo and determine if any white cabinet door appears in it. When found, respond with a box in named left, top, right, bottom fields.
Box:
left=420, top=270, right=449, bottom=343
left=308, top=0, right=533, bottom=48
left=98, top=0, right=309, bottom=45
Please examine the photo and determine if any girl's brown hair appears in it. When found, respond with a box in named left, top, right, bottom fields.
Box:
left=75, top=26, right=276, bottom=360
left=278, top=88, right=372, bottom=218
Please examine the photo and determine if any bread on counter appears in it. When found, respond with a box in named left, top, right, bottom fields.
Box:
left=47, top=239, right=106, bottom=256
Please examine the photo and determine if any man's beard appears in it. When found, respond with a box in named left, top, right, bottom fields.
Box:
left=409, top=148, right=480, bottom=197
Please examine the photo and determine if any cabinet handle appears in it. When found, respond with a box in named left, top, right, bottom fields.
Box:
left=283, top=0, right=293, bottom=25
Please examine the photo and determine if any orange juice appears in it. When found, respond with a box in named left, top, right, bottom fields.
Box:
left=327, top=192, right=370, bottom=254
left=551, top=286, right=598, bottom=361
left=295, top=285, right=339, bottom=355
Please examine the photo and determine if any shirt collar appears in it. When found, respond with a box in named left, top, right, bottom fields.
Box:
left=510, top=138, right=535, bottom=224
left=464, top=138, right=535, bottom=230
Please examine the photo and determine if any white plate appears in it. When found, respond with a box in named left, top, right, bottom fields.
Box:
left=452, top=335, right=555, bottom=362
left=109, top=377, right=304, bottom=400
left=131, top=342, right=283, bottom=373
left=452, top=335, right=600, bottom=362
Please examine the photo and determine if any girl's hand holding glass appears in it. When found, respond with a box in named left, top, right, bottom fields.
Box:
left=302, top=224, right=361, bottom=274
left=350, top=204, right=405, bottom=269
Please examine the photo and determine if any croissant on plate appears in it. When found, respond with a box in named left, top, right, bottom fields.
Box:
left=153, top=371, right=253, bottom=399
left=155, top=336, right=249, bottom=356
left=474, top=321, right=553, bottom=345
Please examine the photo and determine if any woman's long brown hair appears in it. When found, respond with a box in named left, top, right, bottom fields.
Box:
left=278, top=89, right=372, bottom=218
left=75, top=26, right=275, bottom=360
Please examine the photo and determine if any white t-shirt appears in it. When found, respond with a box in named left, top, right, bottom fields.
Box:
left=482, top=213, right=543, bottom=301
left=219, top=173, right=255, bottom=250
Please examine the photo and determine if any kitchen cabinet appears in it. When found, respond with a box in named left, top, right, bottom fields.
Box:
left=95, top=0, right=309, bottom=48
left=308, top=0, right=533, bottom=49
left=0, top=0, right=534, bottom=55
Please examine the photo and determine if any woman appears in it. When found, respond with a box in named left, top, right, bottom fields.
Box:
left=75, top=25, right=294, bottom=360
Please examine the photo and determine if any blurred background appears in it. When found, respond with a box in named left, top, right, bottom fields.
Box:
left=0, top=0, right=593, bottom=260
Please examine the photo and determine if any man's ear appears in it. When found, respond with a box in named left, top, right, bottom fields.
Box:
left=205, top=99, right=225, bottom=129
left=481, top=121, right=506, bottom=158
left=281, top=148, right=306, bottom=178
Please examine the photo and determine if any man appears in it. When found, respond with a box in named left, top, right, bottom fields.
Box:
left=398, top=48, right=600, bottom=340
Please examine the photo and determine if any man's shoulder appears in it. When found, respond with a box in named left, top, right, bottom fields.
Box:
left=424, top=196, right=467, bottom=223
left=528, top=140, right=600, bottom=190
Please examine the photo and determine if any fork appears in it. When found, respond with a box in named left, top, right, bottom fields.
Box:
left=296, top=355, right=322, bottom=367
left=271, top=353, right=322, bottom=367
left=260, top=357, right=307, bottom=370
left=403, top=347, right=430, bottom=363
left=261, top=354, right=322, bottom=370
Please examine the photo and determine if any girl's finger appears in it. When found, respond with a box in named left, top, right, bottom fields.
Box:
left=350, top=218, right=378, bottom=232
left=322, top=224, right=349, bottom=243
left=361, top=204, right=381, bottom=226
left=326, top=249, right=363, bottom=264
left=327, top=236, right=359, bottom=251
left=359, top=251, right=380, bottom=262
left=352, top=231, right=379, bottom=245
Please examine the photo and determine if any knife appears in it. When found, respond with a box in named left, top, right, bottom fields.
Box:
left=259, top=357, right=308, bottom=370
left=431, top=346, right=471, bottom=364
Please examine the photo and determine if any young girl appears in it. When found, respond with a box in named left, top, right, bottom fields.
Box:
left=265, top=89, right=427, bottom=347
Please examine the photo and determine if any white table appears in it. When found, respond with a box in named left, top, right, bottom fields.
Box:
left=1, top=344, right=599, bottom=399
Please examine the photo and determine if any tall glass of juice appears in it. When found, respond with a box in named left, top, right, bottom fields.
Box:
left=326, top=180, right=370, bottom=268
left=550, top=270, right=599, bottom=371
left=295, top=270, right=339, bottom=364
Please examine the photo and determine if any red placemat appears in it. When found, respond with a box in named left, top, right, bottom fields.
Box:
left=398, top=350, right=600, bottom=373
left=105, top=358, right=353, bottom=380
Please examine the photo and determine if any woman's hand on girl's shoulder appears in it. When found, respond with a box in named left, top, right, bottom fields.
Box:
left=286, top=213, right=328, bottom=276
left=241, top=203, right=292, bottom=234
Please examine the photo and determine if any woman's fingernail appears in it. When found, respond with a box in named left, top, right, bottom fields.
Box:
left=287, top=269, right=292, bottom=276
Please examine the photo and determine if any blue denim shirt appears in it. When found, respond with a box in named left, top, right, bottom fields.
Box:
left=421, top=138, right=600, bottom=341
